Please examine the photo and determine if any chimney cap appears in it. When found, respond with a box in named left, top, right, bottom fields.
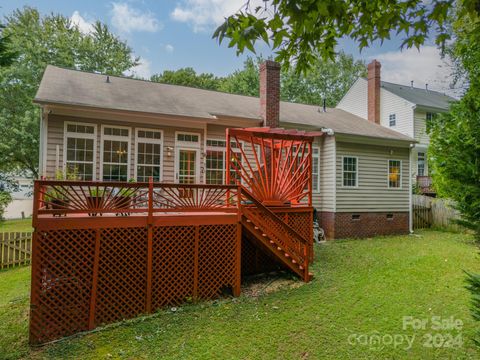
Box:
left=260, top=60, right=281, bottom=70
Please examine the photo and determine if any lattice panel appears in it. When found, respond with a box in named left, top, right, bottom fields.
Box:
left=198, top=224, right=237, bottom=299
left=152, top=226, right=195, bottom=309
left=30, top=229, right=95, bottom=344
left=275, top=210, right=314, bottom=262
left=95, top=227, right=148, bottom=326
left=241, top=233, right=282, bottom=276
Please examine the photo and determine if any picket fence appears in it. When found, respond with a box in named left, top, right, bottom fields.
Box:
left=0, top=232, right=32, bottom=268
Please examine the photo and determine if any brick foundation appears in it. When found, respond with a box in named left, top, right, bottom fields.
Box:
left=318, top=211, right=409, bottom=240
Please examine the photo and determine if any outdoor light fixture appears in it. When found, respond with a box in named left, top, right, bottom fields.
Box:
left=166, top=146, right=173, bottom=157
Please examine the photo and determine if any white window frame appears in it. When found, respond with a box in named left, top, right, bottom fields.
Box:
left=205, top=138, right=244, bottom=185
left=174, top=131, right=201, bottom=184
left=387, top=159, right=402, bottom=189
left=417, top=152, right=426, bottom=177
left=389, top=113, right=396, bottom=127
left=342, top=156, right=359, bottom=188
left=100, top=124, right=131, bottom=181
left=312, top=146, right=320, bottom=193
left=63, top=121, right=97, bottom=180
left=134, top=128, right=163, bottom=182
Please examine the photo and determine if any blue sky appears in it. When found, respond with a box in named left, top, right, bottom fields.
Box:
left=1, top=0, right=455, bottom=93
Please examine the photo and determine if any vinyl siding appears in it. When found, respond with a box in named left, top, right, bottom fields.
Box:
left=46, top=114, right=205, bottom=182
left=413, top=109, right=430, bottom=145
left=318, top=136, right=335, bottom=211
left=336, top=141, right=410, bottom=212
left=336, top=78, right=368, bottom=119
left=379, top=88, right=415, bottom=138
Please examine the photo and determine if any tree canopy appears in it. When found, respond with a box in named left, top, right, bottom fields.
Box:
left=212, top=0, right=480, bottom=71
left=150, top=52, right=365, bottom=107
left=0, top=7, right=138, bottom=177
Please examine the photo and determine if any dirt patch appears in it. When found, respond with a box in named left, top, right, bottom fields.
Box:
left=241, top=272, right=305, bottom=298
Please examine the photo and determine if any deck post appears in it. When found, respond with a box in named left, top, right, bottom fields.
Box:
left=88, top=229, right=101, bottom=330
left=234, top=186, right=242, bottom=296
left=146, top=177, right=153, bottom=313
left=28, top=230, right=38, bottom=344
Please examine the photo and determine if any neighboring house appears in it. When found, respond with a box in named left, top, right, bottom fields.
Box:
left=34, top=62, right=415, bottom=239
left=337, top=60, right=456, bottom=195
left=1, top=175, right=33, bottom=219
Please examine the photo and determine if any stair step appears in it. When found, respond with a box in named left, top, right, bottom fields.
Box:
left=277, top=247, right=282, bottom=251
left=262, top=233, right=267, bottom=237
left=246, top=219, right=251, bottom=223
left=299, top=265, right=304, bottom=270
left=285, top=253, right=290, bottom=258
left=254, top=226, right=259, bottom=230
left=269, top=240, right=274, bottom=244
left=292, top=259, right=297, bottom=264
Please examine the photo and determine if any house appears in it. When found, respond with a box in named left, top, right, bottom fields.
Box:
left=0, top=174, right=33, bottom=219
left=34, top=61, right=415, bottom=239
left=337, top=60, right=456, bottom=195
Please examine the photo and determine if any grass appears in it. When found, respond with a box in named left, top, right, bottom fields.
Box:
left=1, top=230, right=479, bottom=359
left=0, top=218, right=33, bottom=233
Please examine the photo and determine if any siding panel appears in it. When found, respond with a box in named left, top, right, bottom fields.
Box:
left=336, top=142, right=410, bottom=212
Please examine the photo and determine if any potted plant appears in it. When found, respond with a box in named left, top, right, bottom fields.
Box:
left=113, top=179, right=135, bottom=216
left=86, top=188, right=105, bottom=216
left=45, top=169, right=77, bottom=216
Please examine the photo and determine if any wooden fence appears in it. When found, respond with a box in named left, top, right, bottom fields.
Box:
left=413, top=195, right=462, bottom=231
left=0, top=232, right=32, bottom=268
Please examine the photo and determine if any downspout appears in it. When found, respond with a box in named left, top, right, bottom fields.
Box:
left=409, top=143, right=414, bottom=233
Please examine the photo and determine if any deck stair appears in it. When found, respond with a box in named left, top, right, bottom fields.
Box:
left=240, top=187, right=312, bottom=282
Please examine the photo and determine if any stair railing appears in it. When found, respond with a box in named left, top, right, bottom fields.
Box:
left=239, top=186, right=309, bottom=277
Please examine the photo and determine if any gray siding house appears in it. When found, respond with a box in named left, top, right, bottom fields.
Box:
left=337, top=60, right=456, bottom=195
left=35, top=62, right=415, bottom=239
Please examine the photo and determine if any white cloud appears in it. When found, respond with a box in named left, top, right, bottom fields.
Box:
left=70, top=11, right=95, bottom=34
left=370, top=46, right=456, bottom=95
left=110, top=3, right=162, bottom=34
left=165, top=44, right=174, bottom=53
left=171, top=0, right=264, bottom=32
left=125, top=56, right=152, bottom=79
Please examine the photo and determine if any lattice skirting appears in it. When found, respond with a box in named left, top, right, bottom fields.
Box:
left=30, top=224, right=240, bottom=344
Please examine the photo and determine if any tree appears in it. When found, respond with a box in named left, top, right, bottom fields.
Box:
left=0, top=23, right=16, bottom=67
left=150, top=67, right=223, bottom=90
left=219, top=57, right=261, bottom=96
left=0, top=7, right=138, bottom=177
left=212, top=0, right=478, bottom=71
left=282, top=51, right=366, bottom=107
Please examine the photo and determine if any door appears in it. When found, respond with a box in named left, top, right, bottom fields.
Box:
left=176, top=148, right=199, bottom=199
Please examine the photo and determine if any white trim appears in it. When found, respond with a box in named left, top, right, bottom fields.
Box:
left=409, top=147, right=413, bottom=233
left=100, top=124, right=131, bottom=181
left=174, top=131, right=201, bottom=184
left=341, top=155, right=359, bottom=188
left=175, top=131, right=201, bottom=148
left=134, top=127, right=164, bottom=182
left=387, top=159, right=403, bottom=189
left=63, top=121, right=97, bottom=180
left=40, top=111, right=48, bottom=177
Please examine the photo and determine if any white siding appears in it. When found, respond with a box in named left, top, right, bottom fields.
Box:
left=379, top=88, right=415, bottom=138
left=336, top=142, right=410, bottom=212
left=336, top=78, right=368, bottom=119
left=413, top=109, right=430, bottom=145
left=317, top=136, right=335, bottom=211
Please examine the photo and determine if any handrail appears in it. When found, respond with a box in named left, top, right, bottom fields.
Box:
left=239, top=186, right=308, bottom=246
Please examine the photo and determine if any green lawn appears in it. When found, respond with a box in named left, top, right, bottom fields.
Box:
left=0, top=218, right=33, bottom=233
left=1, top=231, right=479, bottom=359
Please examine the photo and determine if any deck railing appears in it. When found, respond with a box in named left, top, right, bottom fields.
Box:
left=416, top=176, right=435, bottom=195
left=33, top=179, right=240, bottom=223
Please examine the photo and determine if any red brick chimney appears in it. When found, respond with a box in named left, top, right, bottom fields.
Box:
left=367, top=60, right=381, bottom=124
left=259, top=60, right=280, bottom=128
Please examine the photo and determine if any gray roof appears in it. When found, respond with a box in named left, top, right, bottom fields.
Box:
left=380, top=80, right=456, bottom=111
left=35, top=65, right=414, bottom=143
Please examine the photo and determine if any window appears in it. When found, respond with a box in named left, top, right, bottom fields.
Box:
left=389, top=114, right=396, bottom=127
left=205, top=139, right=242, bottom=185
left=417, top=152, right=425, bottom=176
left=342, top=157, right=358, bottom=187
left=312, top=147, right=320, bottom=192
left=177, top=133, right=199, bottom=143
left=135, top=129, right=162, bottom=182
left=388, top=160, right=402, bottom=188
left=426, top=112, right=436, bottom=132
left=101, top=126, right=130, bottom=181
left=64, top=122, right=96, bottom=180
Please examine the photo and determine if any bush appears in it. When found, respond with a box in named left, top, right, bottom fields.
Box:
left=0, top=190, right=12, bottom=220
